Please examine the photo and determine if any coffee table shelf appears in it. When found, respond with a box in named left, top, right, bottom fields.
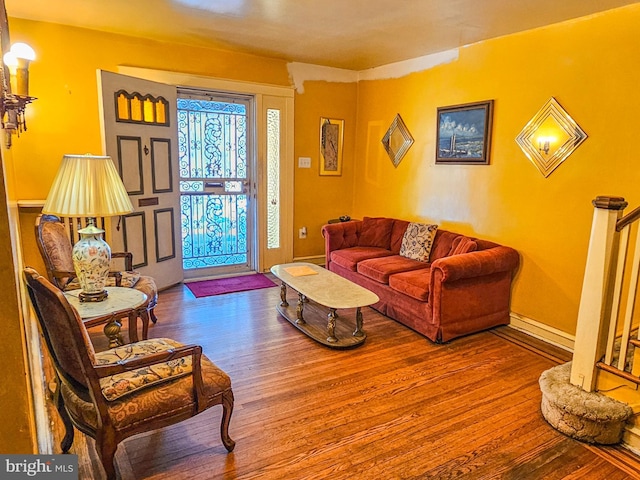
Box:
left=270, top=263, right=379, bottom=349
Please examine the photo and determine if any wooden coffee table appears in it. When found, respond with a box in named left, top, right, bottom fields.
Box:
left=270, top=262, right=379, bottom=348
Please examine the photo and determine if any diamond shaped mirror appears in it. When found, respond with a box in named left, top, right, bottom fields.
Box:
left=382, top=114, right=414, bottom=167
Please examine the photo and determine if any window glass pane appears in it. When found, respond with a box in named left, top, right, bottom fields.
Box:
left=143, top=98, right=155, bottom=123
left=179, top=181, right=203, bottom=192
left=225, top=181, right=242, bottom=193
left=116, top=93, right=129, bottom=120
left=266, top=108, right=280, bottom=249
left=177, top=99, right=247, bottom=179
left=156, top=101, right=166, bottom=125
left=180, top=194, right=247, bottom=269
left=178, top=96, right=249, bottom=269
left=131, top=95, right=143, bottom=121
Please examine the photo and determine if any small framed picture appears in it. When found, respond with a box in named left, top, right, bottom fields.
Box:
left=319, top=117, right=344, bottom=176
left=436, top=100, right=494, bottom=165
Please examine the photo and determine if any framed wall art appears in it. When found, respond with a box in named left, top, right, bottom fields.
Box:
left=319, top=117, right=344, bottom=176
left=436, top=100, right=494, bottom=165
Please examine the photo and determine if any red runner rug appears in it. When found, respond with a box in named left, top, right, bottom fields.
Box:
left=185, top=273, right=277, bottom=298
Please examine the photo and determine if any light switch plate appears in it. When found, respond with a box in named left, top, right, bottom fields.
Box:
left=298, top=157, right=311, bottom=168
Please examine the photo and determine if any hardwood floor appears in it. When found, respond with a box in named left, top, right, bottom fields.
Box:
left=62, top=280, right=640, bottom=479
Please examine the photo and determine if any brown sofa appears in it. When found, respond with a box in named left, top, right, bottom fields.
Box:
left=322, top=217, right=520, bottom=342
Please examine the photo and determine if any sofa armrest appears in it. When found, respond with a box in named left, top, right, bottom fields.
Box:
left=429, top=246, right=520, bottom=341
left=431, top=246, right=520, bottom=283
left=322, top=221, right=363, bottom=268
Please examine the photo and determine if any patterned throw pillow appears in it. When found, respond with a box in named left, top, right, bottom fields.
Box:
left=399, top=223, right=438, bottom=262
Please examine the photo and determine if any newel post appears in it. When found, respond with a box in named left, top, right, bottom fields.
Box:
left=570, top=196, right=627, bottom=392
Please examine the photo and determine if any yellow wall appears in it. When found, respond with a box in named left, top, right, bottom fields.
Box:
left=5, top=18, right=354, bottom=451
left=10, top=5, right=640, bottom=335
left=9, top=18, right=355, bottom=262
left=293, top=81, right=358, bottom=258
left=8, top=6, right=640, bottom=337
left=0, top=144, right=35, bottom=453
left=9, top=18, right=291, bottom=200
left=5, top=0, right=640, bottom=454
left=353, top=4, right=640, bottom=335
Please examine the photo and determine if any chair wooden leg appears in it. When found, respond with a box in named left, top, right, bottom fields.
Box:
left=140, top=309, right=150, bottom=340
left=95, top=432, right=118, bottom=480
left=220, top=390, right=235, bottom=452
left=150, top=307, right=158, bottom=324
left=128, top=311, right=139, bottom=343
left=54, top=381, right=74, bottom=453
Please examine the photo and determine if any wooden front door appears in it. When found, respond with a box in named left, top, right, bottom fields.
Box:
left=98, top=70, right=183, bottom=289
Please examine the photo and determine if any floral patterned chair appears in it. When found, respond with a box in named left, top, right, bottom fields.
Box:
left=23, top=267, right=235, bottom=480
left=35, top=214, right=158, bottom=341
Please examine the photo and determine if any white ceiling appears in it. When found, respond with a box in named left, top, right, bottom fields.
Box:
left=6, top=0, right=640, bottom=70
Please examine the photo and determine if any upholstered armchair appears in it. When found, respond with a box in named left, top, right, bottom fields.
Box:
left=35, top=214, right=158, bottom=341
left=23, top=267, right=235, bottom=480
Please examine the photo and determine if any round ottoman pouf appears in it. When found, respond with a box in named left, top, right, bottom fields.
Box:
left=539, top=362, right=633, bottom=444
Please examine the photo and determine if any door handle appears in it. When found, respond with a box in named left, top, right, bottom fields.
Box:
left=205, top=182, right=224, bottom=188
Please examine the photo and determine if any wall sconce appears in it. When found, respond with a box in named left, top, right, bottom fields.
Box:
left=4, top=43, right=35, bottom=96
left=537, top=136, right=556, bottom=155
left=516, top=97, right=587, bottom=177
left=1, top=41, right=37, bottom=148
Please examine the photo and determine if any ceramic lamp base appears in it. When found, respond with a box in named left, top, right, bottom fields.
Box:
left=72, top=223, right=112, bottom=303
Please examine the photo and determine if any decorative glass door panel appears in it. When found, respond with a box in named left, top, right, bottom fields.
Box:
left=260, top=94, right=294, bottom=270
left=177, top=93, right=253, bottom=274
left=266, top=108, right=280, bottom=250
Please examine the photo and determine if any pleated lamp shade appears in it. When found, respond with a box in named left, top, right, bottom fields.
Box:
left=42, top=154, right=133, bottom=217
left=42, top=154, right=133, bottom=302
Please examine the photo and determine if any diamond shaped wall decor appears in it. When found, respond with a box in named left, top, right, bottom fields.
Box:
left=515, top=97, right=587, bottom=177
left=382, top=114, right=414, bottom=167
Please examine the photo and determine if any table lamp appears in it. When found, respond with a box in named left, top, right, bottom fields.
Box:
left=42, top=154, right=133, bottom=302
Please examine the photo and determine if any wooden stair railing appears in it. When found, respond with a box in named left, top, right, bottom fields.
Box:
left=571, top=195, right=640, bottom=392
left=597, top=203, right=640, bottom=385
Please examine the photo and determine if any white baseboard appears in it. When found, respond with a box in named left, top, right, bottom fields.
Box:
left=623, top=424, right=640, bottom=456
left=509, top=312, right=575, bottom=352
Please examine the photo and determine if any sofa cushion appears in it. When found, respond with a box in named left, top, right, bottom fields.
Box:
left=61, top=352, right=231, bottom=431
left=399, top=223, right=438, bottom=262
left=448, top=236, right=478, bottom=256
left=357, top=255, right=429, bottom=284
left=389, top=268, right=431, bottom=301
left=359, top=217, right=394, bottom=249
left=429, top=230, right=461, bottom=261
left=331, top=247, right=394, bottom=271
left=65, top=271, right=141, bottom=291
left=95, top=338, right=192, bottom=401
left=390, top=219, right=410, bottom=254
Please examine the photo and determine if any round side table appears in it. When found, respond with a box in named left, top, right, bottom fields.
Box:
left=64, top=286, right=147, bottom=348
